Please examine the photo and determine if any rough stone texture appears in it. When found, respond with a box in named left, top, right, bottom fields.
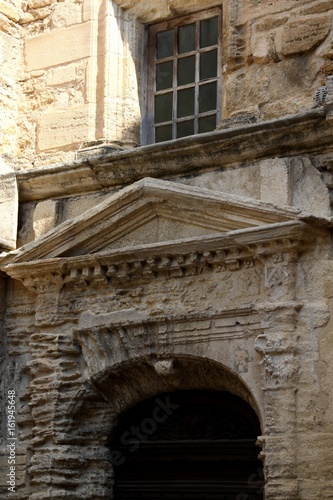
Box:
left=259, top=158, right=291, bottom=206
left=0, top=15, right=22, bottom=166
left=0, top=163, right=18, bottom=250
left=290, top=156, right=331, bottom=217
left=2, top=166, right=333, bottom=498
left=0, top=1, right=20, bottom=22
left=36, top=105, right=90, bottom=151
left=252, top=33, right=277, bottom=64
left=24, top=21, right=91, bottom=71
left=281, top=15, right=332, bottom=56
left=51, top=0, right=82, bottom=29
left=299, top=0, right=333, bottom=15
left=32, top=199, right=60, bottom=239
left=0, top=0, right=330, bottom=168
left=2, top=1, right=333, bottom=499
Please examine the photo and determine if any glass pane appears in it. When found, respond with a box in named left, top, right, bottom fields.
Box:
left=156, top=61, right=173, bottom=90
left=200, top=17, right=218, bottom=48
left=177, top=120, right=194, bottom=138
left=199, top=82, right=217, bottom=113
left=157, top=29, right=174, bottom=59
left=200, top=50, right=218, bottom=80
left=178, top=23, right=196, bottom=53
left=155, top=92, right=173, bottom=123
left=178, top=55, right=195, bottom=86
left=156, top=124, right=173, bottom=142
left=199, top=114, right=217, bottom=133
left=177, top=87, right=195, bottom=118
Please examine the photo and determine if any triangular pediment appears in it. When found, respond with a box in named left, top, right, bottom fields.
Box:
left=0, top=178, right=303, bottom=266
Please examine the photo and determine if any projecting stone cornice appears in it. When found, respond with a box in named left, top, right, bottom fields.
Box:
left=0, top=177, right=322, bottom=308
left=1, top=220, right=313, bottom=291
left=0, top=178, right=305, bottom=266
left=15, top=109, right=330, bottom=202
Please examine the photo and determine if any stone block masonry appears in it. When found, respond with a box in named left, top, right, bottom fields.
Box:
left=1, top=4, right=333, bottom=497
left=0, top=0, right=332, bottom=168
left=24, top=21, right=92, bottom=71
left=36, top=105, right=90, bottom=151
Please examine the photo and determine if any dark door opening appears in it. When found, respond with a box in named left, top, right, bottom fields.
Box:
left=110, top=390, right=264, bottom=500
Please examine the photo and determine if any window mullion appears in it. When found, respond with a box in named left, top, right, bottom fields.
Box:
left=194, top=19, right=200, bottom=135
left=173, top=27, right=178, bottom=140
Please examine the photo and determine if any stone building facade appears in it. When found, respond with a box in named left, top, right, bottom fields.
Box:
left=1, top=0, right=333, bottom=498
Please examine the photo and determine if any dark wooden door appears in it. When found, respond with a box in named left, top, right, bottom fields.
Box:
left=111, top=391, right=264, bottom=500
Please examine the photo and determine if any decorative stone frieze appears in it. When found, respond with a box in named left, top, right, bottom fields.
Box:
left=247, top=229, right=312, bottom=304
left=74, top=307, right=263, bottom=382
left=1, top=221, right=312, bottom=336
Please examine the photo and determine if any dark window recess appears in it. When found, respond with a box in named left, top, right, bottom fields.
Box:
left=110, top=390, right=264, bottom=500
left=147, top=8, right=222, bottom=143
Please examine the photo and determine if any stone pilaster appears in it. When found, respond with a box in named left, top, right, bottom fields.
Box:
left=26, top=333, right=114, bottom=499
left=255, top=230, right=306, bottom=500
left=255, top=304, right=301, bottom=499
left=253, top=237, right=303, bottom=499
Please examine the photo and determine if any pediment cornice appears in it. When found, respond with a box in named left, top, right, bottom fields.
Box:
left=0, top=177, right=306, bottom=268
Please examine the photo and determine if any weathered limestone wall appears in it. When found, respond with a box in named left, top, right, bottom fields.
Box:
left=0, top=0, right=22, bottom=168
left=1, top=2, right=333, bottom=499
left=225, top=0, right=333, bottom=120
left=19, top=0, right=142, bottom=168
left=2, top=183, right=333, bottom=498
left=1, top=0, right=333, bottom=169
left=21, top=0, right=103, bottom=168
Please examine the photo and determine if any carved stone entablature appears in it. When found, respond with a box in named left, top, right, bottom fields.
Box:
left=1, top=218, right=313, bottom=327
left=63, top=247, right=256, bottom=286
left=3, top=221, right=311, bottom=291
left=73, top=307, right=263, bottom=382
left=0, top=178, right=318, bottom=331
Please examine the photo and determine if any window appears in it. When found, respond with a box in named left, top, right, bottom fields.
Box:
left=147, top=8, right=222, bottom=144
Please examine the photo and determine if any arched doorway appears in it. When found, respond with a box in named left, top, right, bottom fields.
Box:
left=110, top=390, right=264, bottom=499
